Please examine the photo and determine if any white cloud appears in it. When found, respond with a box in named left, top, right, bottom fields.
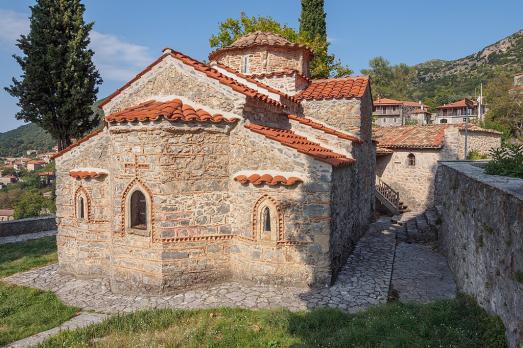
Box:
left=0, top=9, right=153, bottom=82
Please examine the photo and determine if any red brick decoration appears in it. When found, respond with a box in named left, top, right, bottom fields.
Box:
left=209, top=31, right=313, bottom=60
left=247, top=69, right=311, bottom=83
left=296, top=77, right=369, bottom=100
left=288, top=114, right=363, bottom=143
left=74, top=186, right=93, bottom=223
left=69, top=170, right=107, bottom=179
left=105, top=99, right=239, bottom=124
left=234, top=174, right=303, bottom=186
left=245, top=123, right=355, bottom=167
left=252, top=194, right=284, bottom=241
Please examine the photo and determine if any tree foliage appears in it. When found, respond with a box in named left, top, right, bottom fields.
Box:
left=361, top=57, right=416, bottom=101
left=6, top=0, right=102, bottom=151
left=484, top=74, right=523, bottom=139
left=14, top=189, right=55, bottom=219
left=299, top=0, right=326, bottom=40
left=209, top=13, right=351, bottom=79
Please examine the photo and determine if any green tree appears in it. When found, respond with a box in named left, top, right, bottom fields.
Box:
left=484, top=74, right=523, bottom=139
left=209, top=13, right=351, bottom=79
left=6, top=0, right=102, bottom=151
left=361, top=57, right=416, bottom=101
left=299, top=0, right=326, bottom=40
left=13, top=190, right=50, bottom=219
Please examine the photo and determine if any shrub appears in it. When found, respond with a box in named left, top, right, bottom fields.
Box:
left=484, top=144, right=523, bottom=179
left=467, top=150, right=488, bottom=160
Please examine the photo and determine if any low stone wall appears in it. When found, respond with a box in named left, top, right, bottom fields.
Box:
left=435, top=162, right=523, bottom=348
left=0, top=216, right=57, bottom=237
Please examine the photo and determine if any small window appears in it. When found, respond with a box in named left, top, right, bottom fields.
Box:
left=241, top=55, right=249, bottom=74
left=79, top=197, right=85, bottom=220
left=130, top=190, right=147, bottom=230
left=407, top=153, right=416, bottom=166
left=263, top=207, right=271, bottom=232
left=440, top=119, right=447, bottom=124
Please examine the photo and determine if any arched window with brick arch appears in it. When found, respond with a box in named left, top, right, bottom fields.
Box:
left=123, top=179, right=153, bottom=237
left=74, top=187, right=90, bottom=222
left=253, top=195, right=283, bottom=242
left=407, top=153, right=416, bottom=166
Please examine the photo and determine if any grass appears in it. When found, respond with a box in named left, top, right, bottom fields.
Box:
left=0, top=236, right=79, bottom=346
left=0, top=236, right=58, bottom=277
left=39, top=295, right=506, bottom=348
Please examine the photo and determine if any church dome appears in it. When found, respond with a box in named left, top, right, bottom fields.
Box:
left=209, top=31, right=313, bottom=77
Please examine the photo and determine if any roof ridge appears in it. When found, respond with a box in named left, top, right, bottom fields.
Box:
left=288, top=114, right=363, bottom=143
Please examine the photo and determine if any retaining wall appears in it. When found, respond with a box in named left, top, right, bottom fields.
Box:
left=435, top=161, right=523, bottom=348
left=0, top=216, right=56, bottom=237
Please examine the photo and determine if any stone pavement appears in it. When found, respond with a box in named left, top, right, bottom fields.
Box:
left=0, top=230, right=57, bottom=245
left=6, top=312, right=108, bottom=348
left=391, top=242, right=457, bottom=303
left=4, top=220, right=397, bottom=315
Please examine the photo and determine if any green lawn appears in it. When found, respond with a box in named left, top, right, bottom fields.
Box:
left=39, top=295, right=506, bottom=348
left=0, top=236, right=79, bottom=346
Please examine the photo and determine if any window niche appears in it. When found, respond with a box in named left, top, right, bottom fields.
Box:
left=75, top=187, right=90, bottom=222
left=253, top=196, right=282, bottom=242
left=124, top=183, right=152, bottom=237
left=407, top=153, right=416, bottom=166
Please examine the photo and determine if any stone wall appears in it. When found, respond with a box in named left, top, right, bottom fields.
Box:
left=215, top=46, right=310, bottom=77
left=254, top=73, right=309, bottom=96
left=435, top=162, right=523, bottom=348
left=457, top=130, right=502, bottom=158
left=302, top=98, right=363, bottom=135
left=0, top=216, right=56, bottom=237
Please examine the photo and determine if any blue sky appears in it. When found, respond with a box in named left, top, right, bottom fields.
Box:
left=0, top=0, right=522, bottom=132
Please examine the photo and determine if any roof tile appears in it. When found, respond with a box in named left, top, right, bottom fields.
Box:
left=234, top=174, right=302, bottom=186
left=296, top=77, right=369, bottom=100
left=288, top=114, right=362, bottom=143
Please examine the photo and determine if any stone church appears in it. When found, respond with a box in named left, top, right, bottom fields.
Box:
left=53, top=32, right=375, bottom=294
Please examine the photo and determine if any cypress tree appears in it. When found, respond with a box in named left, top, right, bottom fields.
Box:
left=6, top=0, right=102, bottom=151
left=299, top=0, right=327, bottom=40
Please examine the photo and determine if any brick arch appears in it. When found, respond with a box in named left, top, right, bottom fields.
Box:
left=119, top=178, right=156, bottom=240
left=252, top=195, right=284, bottom=241
left=74, top=186, right=92, bottom=222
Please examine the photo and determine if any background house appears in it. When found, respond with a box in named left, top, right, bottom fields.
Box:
left=373, top=98, right=430, bottom=126
left=434, top=98, right=487, bottom=124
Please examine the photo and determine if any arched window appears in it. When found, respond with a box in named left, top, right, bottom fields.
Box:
left=130, top=190, right=147, bottom=230
left=407, top=153, right=416, bottom=166
left=241, top=55, right=249, bottom=74
left=440, top=119, right=447, bottom=124
left=262, top=207, right=271, bottom=232
left=79, top=197, right=85, bottom=220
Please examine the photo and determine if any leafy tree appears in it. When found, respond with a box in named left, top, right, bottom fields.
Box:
left=6, top=0, right=102, bottom=151
left=484, top=74, right=523, bottom=139
left=361, top=57, right=416, bottom=101
left=14, top=189, right=54, bottom=219
left=299, top=0, right=326, bottom=40
left=209, top=13, right=351, bottom=78
left=1, top=168, right=17, bottom=177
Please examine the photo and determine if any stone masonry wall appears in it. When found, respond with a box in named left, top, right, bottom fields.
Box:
left=457, top=130, right=501, bottom=159
left=0, top=216, right=56, bottom=237
left=55, top=130, right=112, bottom=279
left=254, top=74, right=309, bottom=96
left=435, top=162, right=523, bottom=348
left=228, top=124, right=334, bottom=287
left=302, top=98, right=363, bottom=135
left=215, top=47, right=309, bottom=77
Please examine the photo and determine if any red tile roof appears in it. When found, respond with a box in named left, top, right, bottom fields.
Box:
left=376, top=147, right=393, bottom=156
left=105, top=99, right=239, bottom=124
left=99, top=49, right=288, bottom=110
left=214, top=63, right=300, bottom=105
left=296, top=77, right=369, bottom=100
left=209, top=31, right=313, bottom=60
left=52, top=128, right=104, bottom=160
left=234, top=174, right=302, bottom=186
left=410, top=108, right=431, bottom=114
left=374, top=98, right=426, bottom=108
left=0, top=209, right=14, bottom=216
left=245, top=123, right=355, bottom=167
left=27, top=160, right=46, bottom=165
left=437, top=98, right=475, bottom=109
left=288, top=114, right=363, bottom=143
left=373, top=125, right=449, bottom=149
left=69, top=170, right=107, bottom=179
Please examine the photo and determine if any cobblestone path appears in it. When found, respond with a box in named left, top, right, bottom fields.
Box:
left=0, top=230, right=57, bottom=245
left=391, top=242, right=456, bottom=303
left=4, top=220, right=397, bottom=314
left=6, top=312, right=108, bottom=348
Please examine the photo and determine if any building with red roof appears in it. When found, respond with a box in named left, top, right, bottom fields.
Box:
left=434, top=98, right=487, bottom=124
left=373, top=98, right=431, bottom=126
left=54, top=32, right=376, bottom=293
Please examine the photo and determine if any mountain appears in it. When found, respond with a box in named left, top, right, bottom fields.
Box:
left=0, top=123, right=55, bottom=157
left=413, top=29, right=523, bottom=98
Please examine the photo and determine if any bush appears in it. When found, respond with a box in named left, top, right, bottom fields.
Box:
left=467, top=150, right=488, bottom=160
left=485, top=144, right=523, bottom=178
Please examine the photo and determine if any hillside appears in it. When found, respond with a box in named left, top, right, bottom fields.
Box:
left=0, top=123, right=55, bottom=157
left=414, top=29, right=523, bottom=98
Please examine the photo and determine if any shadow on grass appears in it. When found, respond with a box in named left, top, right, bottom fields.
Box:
left=37, top=295, right=506, bottom=348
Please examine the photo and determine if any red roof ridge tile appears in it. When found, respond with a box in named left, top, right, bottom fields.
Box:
left=234, top=174, right=303, bottom=186
left=52, top=128, right=104, bottom=160
left=99, top=49, right=289, bottom=111
left=105, top=99, right=239, bottom=124
left=247, top=69, right=311, bottom=83
left=245, top=123, right=355, bottom=167
left=69, top=169, right=108, bottom=179
left=288, top=114, right=363, bottom=143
